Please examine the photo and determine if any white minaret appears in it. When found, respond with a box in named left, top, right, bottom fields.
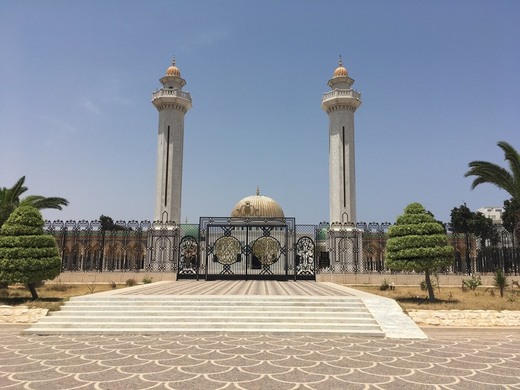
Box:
left=321, top=56, right=361, bottom=225
left=152, top=59, right=192, bottom=223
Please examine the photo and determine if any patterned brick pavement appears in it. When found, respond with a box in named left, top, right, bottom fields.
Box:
left=1, top=325, right=519, bottom=389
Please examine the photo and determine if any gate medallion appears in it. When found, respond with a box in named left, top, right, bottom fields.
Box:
left=252, top=236, right=281, bottom=265
left=214, top=236, right=241, bottom=265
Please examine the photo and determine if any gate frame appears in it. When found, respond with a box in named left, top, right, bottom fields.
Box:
left=196, top=217, right=316, bottom=281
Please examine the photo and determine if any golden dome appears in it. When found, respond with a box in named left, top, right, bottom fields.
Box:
left=333, top=66, right=348, bottom=77
left=231, top=189, right=285, bottom=218
left=333, top=55, right=348, bottom=77
left=166, top=58, right=181, bottom=77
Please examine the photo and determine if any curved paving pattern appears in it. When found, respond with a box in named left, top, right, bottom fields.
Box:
left=1, top=326, right=519, bottom=389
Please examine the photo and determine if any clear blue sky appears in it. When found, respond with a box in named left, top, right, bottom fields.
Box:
left=1, top=0, right=518, bottom=224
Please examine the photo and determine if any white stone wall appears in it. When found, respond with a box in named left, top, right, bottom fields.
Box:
left=409, top=309, right=520, bottom=327
left=0, top=306, right=48, bottom=324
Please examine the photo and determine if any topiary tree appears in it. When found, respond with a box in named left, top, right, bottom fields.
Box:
left=386, top=202, right=454, bottom=302
left=0, top=206, right=61, bottom=299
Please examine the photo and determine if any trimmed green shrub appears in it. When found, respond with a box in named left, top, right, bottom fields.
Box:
left=386, top=202, right=454, bottom=302
left=0, top=206, right=61, bottom=299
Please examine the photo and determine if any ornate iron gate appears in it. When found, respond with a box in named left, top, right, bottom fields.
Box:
left=177, top=235, right=199, bottom=277
left=197, top=217, right=316, bottom=281
left=295, top=236, right=316, bottom=277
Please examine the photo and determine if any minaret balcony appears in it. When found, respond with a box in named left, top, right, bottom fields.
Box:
left=321, top=89, right=362, bottom=111
left=152, top=88, right=192, bottom=101
left=322, top=89, right=361, bottom=102
left=152, top=89, right=192, bottom=110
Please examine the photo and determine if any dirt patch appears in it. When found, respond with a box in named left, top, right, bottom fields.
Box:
left=351, top=285, right=520, bottom=311
left=0, top=283, right=125, bottom=311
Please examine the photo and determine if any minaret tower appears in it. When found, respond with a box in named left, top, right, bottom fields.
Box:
left=321, top=56, right=362, bottom=225
left=152, top=59, right=192, bottom=223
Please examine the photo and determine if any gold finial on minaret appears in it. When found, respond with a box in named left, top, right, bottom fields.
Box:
left=333, top=55, right=348, bottom=77
left=166, top=56, right=181, bottom=76
left=338, top=55, right=343, bottom=67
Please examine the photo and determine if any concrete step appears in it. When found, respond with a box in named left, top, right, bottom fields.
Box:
left=62, top=302, right=366, bottom=308
left=31, top=319, right=380, bottom=328
left=23, top=294, right=384, bottom=336
left=63, top=302, right=366, bottom=309
left=26, top=322, right=382, bottom=334
left=58, top=304, right=367, bottom=312
left=70, top=295, right=362, bottom=301
left=22, top=327, right=385, bottom=336
left=40, top=315, right=377, bottom=323
left=50, top=310, right=373, bottom=318
left=68, top=295, right=363, bottom=306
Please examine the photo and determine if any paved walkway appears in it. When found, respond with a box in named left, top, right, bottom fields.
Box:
left=1, top=325, right=519, bottom=389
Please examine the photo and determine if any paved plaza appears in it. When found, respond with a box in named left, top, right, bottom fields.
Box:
left=1, top=325, right=519, bottom=389
left=2, top=282, right=519, bottom=388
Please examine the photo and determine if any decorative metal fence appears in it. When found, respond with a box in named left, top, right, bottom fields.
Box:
left=45, top=220, right=198, bottom=273
left=45, top=220, right=520, bottom=276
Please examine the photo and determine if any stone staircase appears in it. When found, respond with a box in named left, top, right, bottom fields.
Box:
left=23, top=295, right=384, bottom=336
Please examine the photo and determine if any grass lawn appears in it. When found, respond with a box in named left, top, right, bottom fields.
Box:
left=352, top=285, right=520, bottom=311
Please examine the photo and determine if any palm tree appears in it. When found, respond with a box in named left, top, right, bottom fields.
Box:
left=464, top=141, right=520, bottom=241
left=0, top=176, right=69, bottom=227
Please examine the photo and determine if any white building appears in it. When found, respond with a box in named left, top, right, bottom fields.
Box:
left=477, top=207, right=504, bottom=225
